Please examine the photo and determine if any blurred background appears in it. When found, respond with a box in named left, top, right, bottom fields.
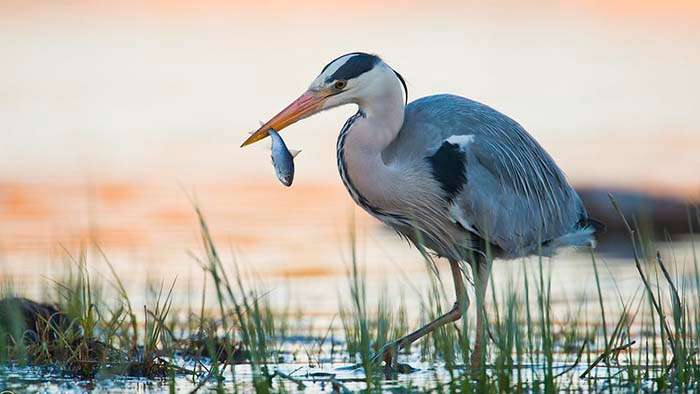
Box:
left=1, top=1, right=698, bottom=309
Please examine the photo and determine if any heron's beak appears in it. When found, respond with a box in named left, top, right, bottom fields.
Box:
left=241, top=90, right=326, bottom=147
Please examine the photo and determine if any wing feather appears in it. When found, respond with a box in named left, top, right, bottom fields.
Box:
left=389, top=94, right=587, bottom=257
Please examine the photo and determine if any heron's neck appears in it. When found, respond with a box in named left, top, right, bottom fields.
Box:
left=339, top=88, right=405, bottom=209
left=352, top=91, right=405, bottom=153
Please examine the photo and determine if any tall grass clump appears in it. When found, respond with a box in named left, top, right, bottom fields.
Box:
left=1, top=200, right=699, bottom=392
left=337, top=217, right=412, bottom=388
left=193, top=205, right=283, bottom=393
left=0, top=249, right=183, bottom=380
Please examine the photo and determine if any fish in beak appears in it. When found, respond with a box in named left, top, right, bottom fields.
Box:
left=268, top=129, right=301, bottom=187
left=241, top=90, right=328, bottom=147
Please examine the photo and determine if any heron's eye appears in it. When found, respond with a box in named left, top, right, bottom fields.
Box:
left=334, top=80, right=347, bottom=90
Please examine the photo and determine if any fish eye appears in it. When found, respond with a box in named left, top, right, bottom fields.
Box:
left=334, top=80, right=347, bottom=90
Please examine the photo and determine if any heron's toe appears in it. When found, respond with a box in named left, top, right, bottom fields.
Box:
left=387, top=362, right=417, bottom=374
left=369, top=342, right=418, bottom=375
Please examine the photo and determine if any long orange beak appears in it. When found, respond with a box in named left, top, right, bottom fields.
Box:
left=241, top=90, right=326, bottom=147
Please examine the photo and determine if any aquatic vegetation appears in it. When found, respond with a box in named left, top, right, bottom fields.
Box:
left=0, top=204, right=699, bottom=392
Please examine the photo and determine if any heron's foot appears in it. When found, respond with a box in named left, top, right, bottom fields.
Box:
left=369, top=341, right=399, bottom=366
left=388, top=362, right=418, bottom=374
left=368, top=341, right=417, bottom=374
left=469, top=365, right=483, bottom=380
left=469, top=348, right=487, bottom=379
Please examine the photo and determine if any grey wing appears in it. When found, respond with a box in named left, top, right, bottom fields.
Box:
left=449, top=134, right=587, bottom=257
left=390, top=94, right=588, bottom=257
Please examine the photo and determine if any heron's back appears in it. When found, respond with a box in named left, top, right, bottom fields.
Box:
left=385, top=94, right=591, bottom=258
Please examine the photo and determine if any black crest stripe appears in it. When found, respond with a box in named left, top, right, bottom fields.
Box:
left=325, top=53, right=380, bottom=82
left=321, top=52, right=368, bottom=74
left=392, top=69, right=408, bottom=104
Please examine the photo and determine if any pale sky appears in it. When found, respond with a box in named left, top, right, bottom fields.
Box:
left=1, top=1, right=698, bottom=196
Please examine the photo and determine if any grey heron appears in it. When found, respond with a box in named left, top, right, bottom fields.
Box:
left=241, top=52, right=601, bottom=370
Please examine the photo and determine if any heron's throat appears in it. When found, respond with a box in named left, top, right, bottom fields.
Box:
left=353, top=89, right=406, bottom=153
left=338, top=106, right=405, bottom=214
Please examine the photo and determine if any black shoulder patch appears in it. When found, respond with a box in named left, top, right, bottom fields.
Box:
left=426, top=141, right=467, bottom=200
left=324, top=53, right=380, bottom=82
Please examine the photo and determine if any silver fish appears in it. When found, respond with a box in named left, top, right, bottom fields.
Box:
left=268, top=129, right=300, bottom=187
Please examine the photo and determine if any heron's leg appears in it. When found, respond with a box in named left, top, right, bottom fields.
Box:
left=469, top=257, right=491, bottom=372
left=371, top=259, right=468, bottom=367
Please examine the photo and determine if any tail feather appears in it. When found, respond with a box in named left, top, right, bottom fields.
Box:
left=540, top=226, right=597, bottom=256
left=577, top=217, right=606, bottom=234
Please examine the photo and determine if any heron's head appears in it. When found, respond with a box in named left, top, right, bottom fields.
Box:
left=241, top=52, right=407, bottom=147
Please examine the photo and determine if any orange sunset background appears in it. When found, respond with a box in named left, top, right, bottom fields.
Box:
left=0, top=1, right=698, bottom=305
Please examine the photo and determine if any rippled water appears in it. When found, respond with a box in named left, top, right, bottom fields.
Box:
left=0, top=334, right=671, bottom=392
